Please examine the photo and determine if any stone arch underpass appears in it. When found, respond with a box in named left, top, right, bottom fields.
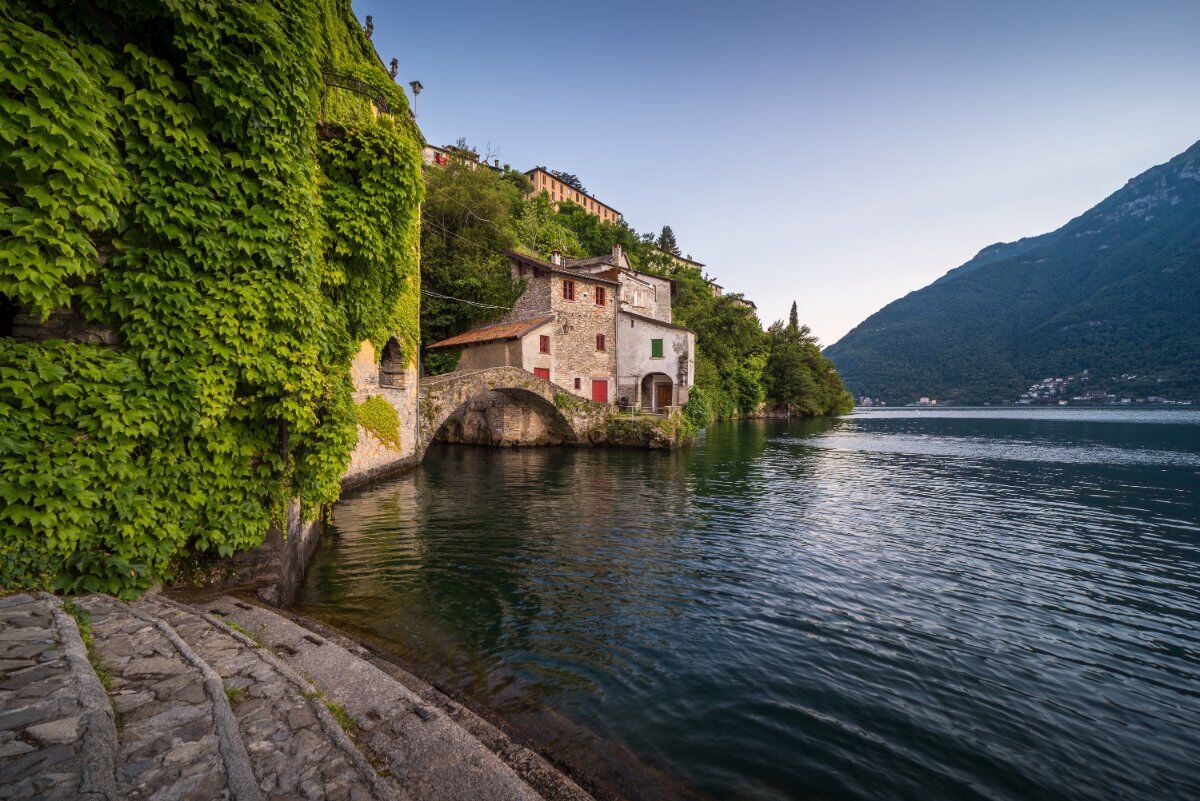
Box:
left=416, top=366, right=609, bottom=456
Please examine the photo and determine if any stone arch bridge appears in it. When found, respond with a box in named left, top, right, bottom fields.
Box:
left=416, top=366, right=609, bottom=456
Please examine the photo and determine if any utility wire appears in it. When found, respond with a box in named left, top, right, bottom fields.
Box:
left=421, top=288, right=511, bottom=311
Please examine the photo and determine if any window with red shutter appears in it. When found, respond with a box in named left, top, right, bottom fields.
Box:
left=539, top=335, right=550, bottom=353
left=596, top=334, right=605, bottom=351
left=574, top=377, right=581, bottom=389
left=562, top=280, right=575, bottom=301
left=534, top=367, right=550, bottom=381
left=595, top=286, right=606, bottom=306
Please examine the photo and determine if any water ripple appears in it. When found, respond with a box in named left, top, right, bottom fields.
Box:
left=298, top=410, right=1200, bottom=801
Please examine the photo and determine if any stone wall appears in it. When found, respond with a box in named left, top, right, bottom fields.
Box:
left=500, top=269, right=551, bottom=323
left=342, top=339, right=420, bottom=489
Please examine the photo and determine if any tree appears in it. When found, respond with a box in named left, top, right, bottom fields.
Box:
left=549, top=170, right=586, bottom=194
left=763, top=303, right=855, bottom=416
left=656, top=225, right=680, bottom=256
left=420, top=160, right=526, bottom=373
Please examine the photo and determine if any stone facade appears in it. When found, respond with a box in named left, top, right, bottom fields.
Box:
left=342, top=337, right=421, bottom=488
left=566, top=245, right=695, bottom=410
left=430, top=252, right=618, bottom=404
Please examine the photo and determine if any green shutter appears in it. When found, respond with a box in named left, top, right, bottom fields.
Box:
left=651, top=338, right=663, bottom=358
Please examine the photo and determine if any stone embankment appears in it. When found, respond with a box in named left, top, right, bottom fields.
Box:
left=0, top=592, right=593, bottom=801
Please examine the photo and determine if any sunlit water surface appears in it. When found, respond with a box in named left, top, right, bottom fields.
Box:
left=297, top=409, right=1200, bottom=801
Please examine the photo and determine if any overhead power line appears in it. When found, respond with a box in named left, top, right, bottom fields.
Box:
left=421, top=289, right=511, bottom=311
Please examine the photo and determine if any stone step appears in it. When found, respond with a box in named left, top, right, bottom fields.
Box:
left=0, top=592, right=117, bottom=801
left=200, top=596, right=584, bottom=801
left=134, top=593, right=397, bottom=801
left=76, top=594, right=259, bottom=801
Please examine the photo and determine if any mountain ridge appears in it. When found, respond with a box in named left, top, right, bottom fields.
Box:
left=825, top=140, right=1200, bottom=404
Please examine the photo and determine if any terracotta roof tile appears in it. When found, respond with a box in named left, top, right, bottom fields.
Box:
left=427, top=316, right=553, bottom=349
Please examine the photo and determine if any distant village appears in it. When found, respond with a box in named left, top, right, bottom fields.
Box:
left=857, top=371, right=1194, bottom=408
left=1014, top=372, right=1192, bottom=406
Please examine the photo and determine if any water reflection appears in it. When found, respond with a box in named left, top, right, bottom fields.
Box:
left=299, top=411, right=1200, bottom=801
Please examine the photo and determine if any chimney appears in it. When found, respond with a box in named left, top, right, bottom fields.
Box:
left=493, top=159, right=499, bottom=168
left=612, top=243, right=623, bottom=262
left=550, top=250, right=563, bottom=266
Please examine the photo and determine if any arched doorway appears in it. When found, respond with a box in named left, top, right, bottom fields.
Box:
left=379, top=337, right=406, bottom=388
left=639, top=372, right=675, bottom=411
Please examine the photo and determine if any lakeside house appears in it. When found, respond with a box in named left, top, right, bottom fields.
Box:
left=428, top=251, right=619, bottom=402
left=565, top=244, right=695, bottom=410
left=429, top=245, right=696, bottom=411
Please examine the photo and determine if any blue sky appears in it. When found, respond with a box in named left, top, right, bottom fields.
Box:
left=356, top=0, right=1200, bottom=345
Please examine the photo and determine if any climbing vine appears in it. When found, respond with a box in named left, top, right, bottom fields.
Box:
left=0, top=0, right=422, bottom=596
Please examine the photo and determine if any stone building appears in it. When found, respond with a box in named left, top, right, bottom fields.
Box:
left=428, top=251, right=619, bottom=403
left=524, top=167, right=621, bottom=223
left=566, top=245, right=695, bottom=411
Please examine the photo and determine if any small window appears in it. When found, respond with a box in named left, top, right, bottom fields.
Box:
left=651, top=338, right=663, bottom=358
left=539, top=335, right=550, bottom=353
left=595, top=286, right=606, bottom=306
left=562, top=280, right=575, bottom=301
left=596, top=334, right=606, bottom=351
left=574, top=377, right=581, bottom=389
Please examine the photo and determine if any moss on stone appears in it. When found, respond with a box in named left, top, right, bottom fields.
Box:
left=355, top=395, right=402, bottom=451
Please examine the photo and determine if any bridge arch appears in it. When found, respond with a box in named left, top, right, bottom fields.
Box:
left=417, top=366, right=607, bottom=456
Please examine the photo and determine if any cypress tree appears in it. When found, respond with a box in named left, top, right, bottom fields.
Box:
left=657, top=225, right=681, bottom=256
left=788, top=301, right=799, bottom=333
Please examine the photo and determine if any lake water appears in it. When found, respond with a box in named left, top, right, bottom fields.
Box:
left=296, top=409, right=1200, bottom=801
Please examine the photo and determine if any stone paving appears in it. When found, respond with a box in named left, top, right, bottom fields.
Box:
left=202, top=597, right=593, bottom=801
left=76, top=594, right=241, bottom=801
left=0, top=592, right=116, bottom=801
left=0, top=591, right=589, bottom=801
left=134, top=594, right=395, bottom=801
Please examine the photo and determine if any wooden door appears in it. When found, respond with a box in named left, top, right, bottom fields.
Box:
left=534, top=367, right=550, bottom=381
left=591, top=379, right=608, bottom=402
left=656, top=383, right=673, bottom=410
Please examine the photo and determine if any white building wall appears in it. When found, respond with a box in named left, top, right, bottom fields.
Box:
left=616, top=312, right=694, bottom=409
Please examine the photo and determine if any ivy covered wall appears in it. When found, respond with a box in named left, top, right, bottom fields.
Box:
left=0, top=0, right=422, bottom=595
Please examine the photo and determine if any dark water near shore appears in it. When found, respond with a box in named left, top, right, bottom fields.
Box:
left=297, top=409, right=1200, bottom=801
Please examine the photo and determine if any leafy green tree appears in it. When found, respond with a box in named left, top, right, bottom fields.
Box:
left=420, top=160, right=526, bottom=373
left=512, top=194, right=583, bottom=257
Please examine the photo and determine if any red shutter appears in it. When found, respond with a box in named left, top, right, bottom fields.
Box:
left=591, top=379, right=608, bottom=402
left=562, top=280, right=574, bottom=301
left=595, top=286, right=606, bottom=306
left=596, top=334, right=605, bottom=351
left=539, top=335, right=550, bottom=353
left=534, top=367, right=550, bottom=381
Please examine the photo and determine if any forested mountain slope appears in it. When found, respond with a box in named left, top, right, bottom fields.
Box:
left=825, top=140, right=1200, bottom=403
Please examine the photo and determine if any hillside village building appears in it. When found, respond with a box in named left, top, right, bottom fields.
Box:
left=525, top=167, right=621, bottom=223
left=429, top=251, right=619, bottom=402
left=430, top=246, right=695, bottom=411
left=566, top=245, right=695, bottom=410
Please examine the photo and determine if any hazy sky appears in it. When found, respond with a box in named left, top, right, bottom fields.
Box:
left=357, top=0, right=1200, bottom=346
